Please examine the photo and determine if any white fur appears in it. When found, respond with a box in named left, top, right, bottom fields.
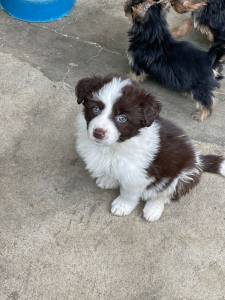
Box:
left=220, top=160, right=225, bottom=177
left=143, top=198, right=166, bottom=222
left=111, top=190, right=140, bottom=216
left=96, top=176, right=119, bottom=189
left=94, top=77, right=131, bottom=107
left=88, top=78, right=131, bottom=145
left=76, top=112, right=161, bottom=217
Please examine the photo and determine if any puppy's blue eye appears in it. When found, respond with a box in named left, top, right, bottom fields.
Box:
left=115, top=114, right=128, bottom=124
left=92, top=106, right=101, bottom=115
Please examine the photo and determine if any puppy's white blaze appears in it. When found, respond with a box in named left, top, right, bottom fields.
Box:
left=94, top=77, right=132, bottom=107
left=220, top=160, right=225, bottom=176
left=88, top=77, right=132, bottom=145
left=88, top=111, right=120, bottom=145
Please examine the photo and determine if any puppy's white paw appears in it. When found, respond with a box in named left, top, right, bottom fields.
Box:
left=96, top=176, right=119, bottom=190
left=111, top=197, right=136, bottom=216
left=143, top=200, right=164, bottom=222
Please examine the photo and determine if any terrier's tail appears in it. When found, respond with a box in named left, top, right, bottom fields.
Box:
left=201, top=155, right=225, bottom=176
left=208, top=42, right=225, bottom=69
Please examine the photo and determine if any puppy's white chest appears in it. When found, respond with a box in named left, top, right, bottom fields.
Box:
left=78, top=142, right=145, bottom=182
left=76, top=137, right=154, bottom=190
left=76, top=113, right=160, bottom=188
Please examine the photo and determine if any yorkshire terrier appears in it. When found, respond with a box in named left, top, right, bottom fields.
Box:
left=171, top=0, right=225, bottom=44
left=125, top=0, right=225, bottom=121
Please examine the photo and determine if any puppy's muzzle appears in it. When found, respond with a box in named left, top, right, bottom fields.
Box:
left=93, top=128, right=106, bottom=140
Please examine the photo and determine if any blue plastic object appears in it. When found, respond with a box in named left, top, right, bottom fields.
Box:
left=0, top=0, right=76, bottom=23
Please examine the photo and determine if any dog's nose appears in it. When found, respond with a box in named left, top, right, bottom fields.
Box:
left=93, top=128, right=106, bottom=140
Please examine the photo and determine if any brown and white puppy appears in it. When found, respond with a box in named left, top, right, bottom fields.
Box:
left=75, top=75, right=225, bottom=221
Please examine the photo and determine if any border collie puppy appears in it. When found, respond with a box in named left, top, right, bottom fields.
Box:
left=125, top=0, right=225, bottom=121
left=171, top=0, right=225, bottom=44
left=75, top=75, right=225, bottom=222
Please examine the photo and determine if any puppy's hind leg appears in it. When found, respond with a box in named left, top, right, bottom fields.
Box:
left=143, top=197, right=167, bottom=222
left=127, top=53, right=147, bottom=82
left=191, top=88, right=214, bottom=122
left=143, top=165, right=202, bottom=222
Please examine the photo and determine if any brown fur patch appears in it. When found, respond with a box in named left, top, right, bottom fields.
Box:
left=147, top=118, right=201, bottom=200
left=201, top=155, right=224, bottom=174
left=76, top=75, right=113, bottom=104
left=83, top=100, right=105, bottom=125
left=148, top=118, right=197, bottom=180
left=171, top=172, right=201, bottom=201
left=112, top=85, right=161, bottom=141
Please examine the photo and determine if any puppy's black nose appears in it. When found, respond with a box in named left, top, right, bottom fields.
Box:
left=93, top=128, right=106, bottom=140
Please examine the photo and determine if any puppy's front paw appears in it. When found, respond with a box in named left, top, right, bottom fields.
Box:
left=143, top=200, right=164, bottom=222
left=111, top=197, right=136, bottom=216
left=96, top=176, right=119, bottom=190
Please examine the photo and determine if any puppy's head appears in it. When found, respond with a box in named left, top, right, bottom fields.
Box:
left=124, top=0, right=144, bottom=19
left=76, top=75, right=161, bottom=146
left=124, top=0, right=165, bottom=23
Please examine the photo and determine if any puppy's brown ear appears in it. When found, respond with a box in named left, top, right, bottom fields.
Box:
left=142, top=94, right=161, bottom=126
left=75, top=76, right=105, bottom=104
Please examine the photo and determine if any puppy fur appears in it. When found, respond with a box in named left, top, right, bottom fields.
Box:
left=75, top=75, right=225, bottom=221
left=126, top=0, right=225, bottom=121
left=171, top=0, right=225, bottom=44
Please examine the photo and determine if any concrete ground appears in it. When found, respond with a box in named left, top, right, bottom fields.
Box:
left=0, top=1, right=225, bottom=299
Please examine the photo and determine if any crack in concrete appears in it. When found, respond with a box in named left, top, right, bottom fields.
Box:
left=35, top=25, right=124, bottom=57
left=61, top=63, right=79, bottom=91
left=86, top=47, right=103, bottom=64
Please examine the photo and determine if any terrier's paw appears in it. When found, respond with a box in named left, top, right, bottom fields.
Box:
left=96, top=177, right=119, bottom=190
left=143, top=200, right=164, bottom=222
left=111, top=197, right=136, bottom=216
left=129, top=72, right=146, bottom=83
left=192, top=108, right=210, bottom=122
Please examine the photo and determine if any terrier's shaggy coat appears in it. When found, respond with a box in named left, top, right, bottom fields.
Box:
left=125, top=0, right=225, bottom=121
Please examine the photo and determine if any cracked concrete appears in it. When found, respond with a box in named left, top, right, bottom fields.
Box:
left=0, top=1, right=225, bottom=299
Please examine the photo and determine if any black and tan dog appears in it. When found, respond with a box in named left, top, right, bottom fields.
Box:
left=171, top=0, right=225, bottom=44
left=125, top=0, right=225, bottom=121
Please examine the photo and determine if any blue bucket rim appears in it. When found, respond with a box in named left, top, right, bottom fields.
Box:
left=0, top=0, right=76, bottom=23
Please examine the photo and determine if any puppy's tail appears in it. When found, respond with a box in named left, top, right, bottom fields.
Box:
left=208, top=42, right=225, bottom=70
left=201, top=155, right=225, bottom=176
